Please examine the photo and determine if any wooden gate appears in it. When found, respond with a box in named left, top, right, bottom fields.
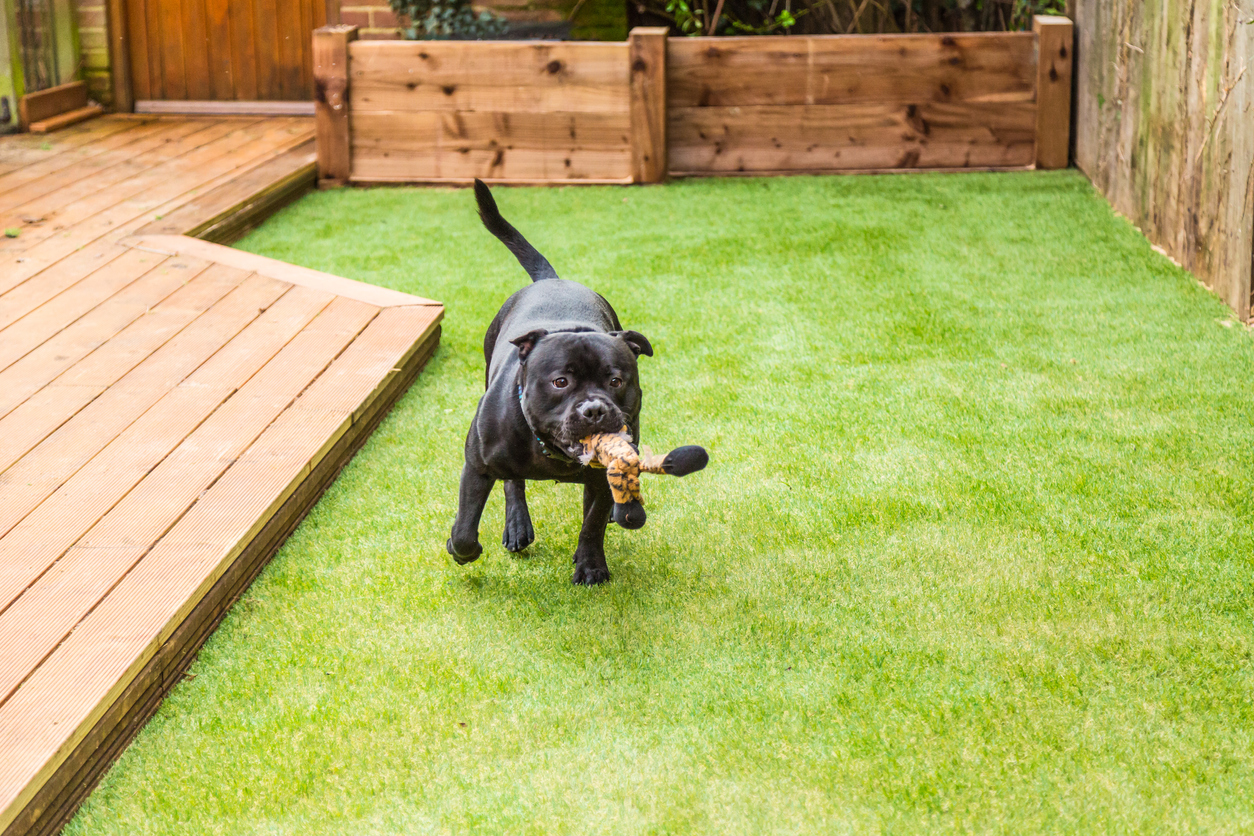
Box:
left=123, top=0, right=327, bottom=103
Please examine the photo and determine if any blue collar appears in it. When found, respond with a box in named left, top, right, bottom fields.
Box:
left=517, top=384, right=577, bottom=464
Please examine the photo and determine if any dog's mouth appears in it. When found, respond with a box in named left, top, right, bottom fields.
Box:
left=553, top=411, right=626, bottom=457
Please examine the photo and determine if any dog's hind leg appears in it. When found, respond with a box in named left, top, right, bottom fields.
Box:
left=571, top=473, right=613, bottom=585
left=448, top=464, right=495, bottom=565
left=502, top=479, right=535, bottom=553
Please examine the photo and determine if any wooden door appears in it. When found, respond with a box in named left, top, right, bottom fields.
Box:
left=124, top=0, right=327, bottom=101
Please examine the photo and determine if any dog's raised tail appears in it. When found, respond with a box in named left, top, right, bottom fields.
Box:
left=474, top=179, right=558, bottom=282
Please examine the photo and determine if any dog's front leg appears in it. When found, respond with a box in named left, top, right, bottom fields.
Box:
left=571, top=472, right=613, bottom=585
left=448, top=463, right=495, bottom=564
left=502, top=479, right=535, bottom=552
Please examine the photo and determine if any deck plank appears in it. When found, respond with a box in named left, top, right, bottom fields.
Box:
left=0, top=256, right=215, bottom=421
left=0, top=306, right=439, bottom=830
left=0, top=115, right=444, bottom=836
left=0, top=120, right=313, bottom=293
left=0, top=120, right=206, bottom=214
left=0, top=281, right=332, bottom=619
left=0, top=297, right=378, bottom=707
left=0, top=263, right=245, bottom=463
left=0, top=272, right=285, bottom=547
left=0, top=119, right=152, bottom=178
left=0, top=249, right=184, bottom=372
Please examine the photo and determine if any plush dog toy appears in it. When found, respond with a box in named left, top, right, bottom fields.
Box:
left=579, top=430, right=708, bottom=530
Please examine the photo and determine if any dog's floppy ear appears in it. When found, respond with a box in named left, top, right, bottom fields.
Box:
left=610, top=330, right=653, bottom=358
left=510, top=329, right=549, bottom=362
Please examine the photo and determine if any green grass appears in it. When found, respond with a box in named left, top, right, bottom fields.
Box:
left=66, top=173, right=1254, bottom=834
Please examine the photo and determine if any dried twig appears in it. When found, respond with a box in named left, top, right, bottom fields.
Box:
left=846, top=0, right=870, bottom=32
left=709, top=0, right=727, bottom=32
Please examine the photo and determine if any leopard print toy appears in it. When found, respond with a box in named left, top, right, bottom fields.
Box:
left=579, top=429, right=708, bottom=529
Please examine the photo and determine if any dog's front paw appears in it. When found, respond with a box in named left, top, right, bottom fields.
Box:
left=447, top=536, right=483, bottom=565
left=571, top=563, right=610, bottom=586
left=502, top=517, right=535, bottom=553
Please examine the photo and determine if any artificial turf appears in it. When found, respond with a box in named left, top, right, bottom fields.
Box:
left=66, top=172, right=1254, bottom=834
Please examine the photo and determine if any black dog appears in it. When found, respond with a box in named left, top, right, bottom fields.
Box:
left=447, top=180, right=653, bottom=585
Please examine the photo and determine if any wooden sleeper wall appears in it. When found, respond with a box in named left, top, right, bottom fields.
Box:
left=315, top=19, right=1072, bottom=185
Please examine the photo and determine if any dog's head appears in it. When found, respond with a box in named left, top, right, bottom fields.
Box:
left=513, top=328, right=653, bottom=458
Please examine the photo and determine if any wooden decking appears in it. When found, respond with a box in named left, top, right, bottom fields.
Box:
left=0, top=116, right=443, bottom=836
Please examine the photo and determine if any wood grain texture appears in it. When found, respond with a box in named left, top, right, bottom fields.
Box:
left=125, top=0, right=324, bottom=101
left=1033, top=15, right=1073, bottom=170
left=349, top=109, right=633, bottom=182
left=0, top=273, right=286, bottom=555
left=0, top=306, right=441, bottom=836
left=135, top=140, right=317, bottom=242
left=348, top=40, right=630, bottom=110
left=338, top=33, right=1045, bottom=183
left=28, top=106, right=106, bottom=134
left=314, top=25, right=358, bottom=185
left=628, top=27, right=668, bottom=183
left=108, top=0, right=135, bottom=112
left=124, top=234, right=440, bottom=306
left=18, top=82, right=89, bottom=128
left=1073, top=0, right=1253, bottom=319
left=667, top=33, right=1036, bottom=108
left=669, top=101, right=1036, bottom=174
left=0, top=134, right=434, bottom=826
left=0, top=267, right=244, bottom=471
left=345, top=39, right=632, bottom=183
left=0, top=120, right=154, bottom=202
left=0, top=119, right=314, bottom=291
left=0, top=249, right=180, bottom=373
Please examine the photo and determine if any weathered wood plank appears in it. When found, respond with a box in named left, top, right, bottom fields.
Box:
left=0, top=119, right=267, bottom=254
left=0, top=118, right=159, bottom=201
left=29, top=105, right=105, bottom=135
left=135, top=140, right=316, bottom=242
left=666, top=33, right=1037, bottom=108
left=0, top=119, right=313, bottom=292
left=1073, top=0, right=1253, bottom=318
left=18, top=82, right=89, bottom=129
left=0, top=120, right=226, bottom=230
left=668, top=101, right=1037, bottom=173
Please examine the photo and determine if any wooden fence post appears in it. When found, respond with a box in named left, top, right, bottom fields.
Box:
left=314, top=25, right=358, bottom=187
left=1033, top=15, right=1074, bottom=170
left=628, top=27, right=668, bottom=184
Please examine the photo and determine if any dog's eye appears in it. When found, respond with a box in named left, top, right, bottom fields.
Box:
left=552, top=377, right=568, bottom=389
left=609, top=377, right=623, bottom=388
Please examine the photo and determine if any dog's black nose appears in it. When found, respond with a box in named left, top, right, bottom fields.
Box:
left=577, top=400, right=608, bottom=422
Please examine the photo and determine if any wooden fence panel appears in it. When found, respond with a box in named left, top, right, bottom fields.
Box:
left=1074, top=0, right=1253, bottom=320
left=347, top=40, right=633, bottom=184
